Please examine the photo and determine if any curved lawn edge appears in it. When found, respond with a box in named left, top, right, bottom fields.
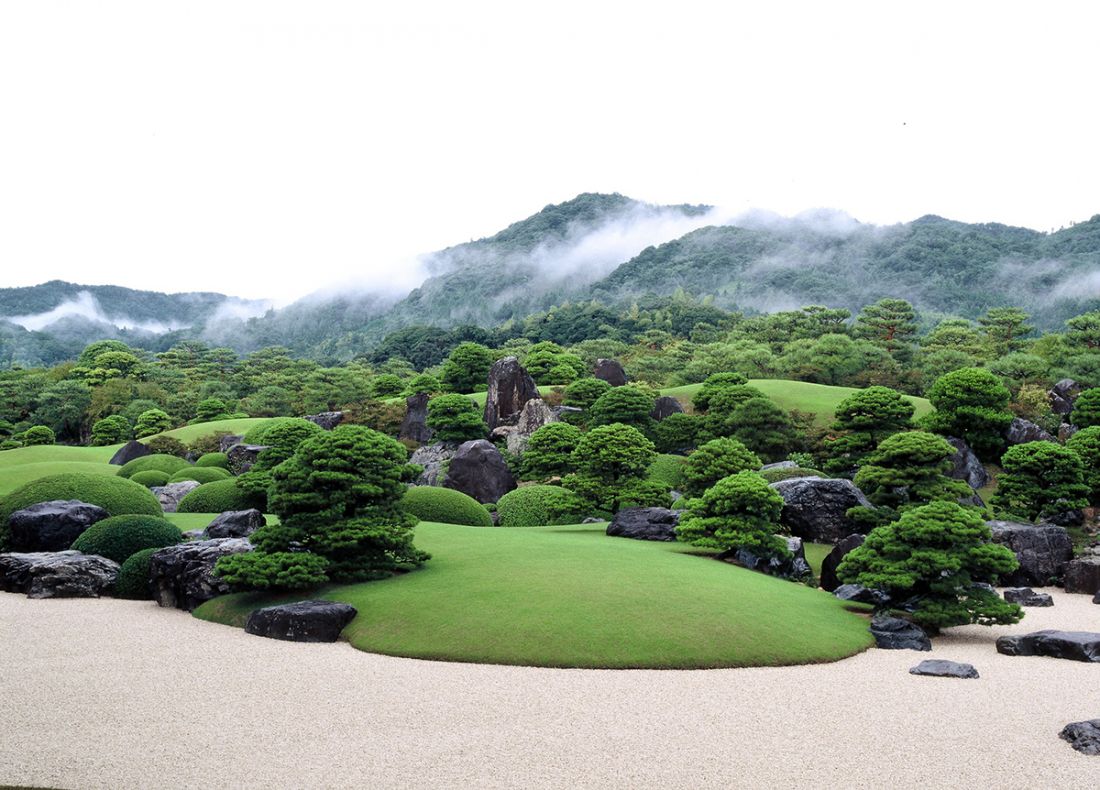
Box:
left=195, top=522, right=874, bottom=669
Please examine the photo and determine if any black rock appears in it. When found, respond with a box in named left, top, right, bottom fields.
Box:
left=1045, top=509, right=1084, bottom=527
left=226, top=443, right=269, bottom=474
left=204, top=509, right=266, bottom=539
left=8, top=500, right=109, bottom=552
left=987, top=521, right=1074, bottom=587
left=409, top=442, right=459, bottom=487
left=151, top=481, right=200, bottom=513
left=443, top=440, right=516, bottom=504
left=909, top=659, right=979, bottom=679
left=0, top=551, right=119, bottom=598
left=869, top=613, right=931, bottom=651
left=593, top=358, right=628, bottom=387
left=1049, top=378, right=1080, bottom=416
left=1060, top=720, right=1100, bottom=755
left=304, top=411, right=344, bottom=430
left=1093, top=590, right=1099, bottom=605
left=734, top=536, right=812, bottom=581
left=399, top=392, right=433, bottom=444
left=483, top=356, right=540, bottom=431
left=606, top=507, right=680, bottom=541
left=109, top=439, right=151, bottom=466
left=219, top=434, right=244, bottom=453
left=820, top=533, right=865, bottom=592
left=650, top=396, right=684, bottom=422
left=1003, top=417, right=1055, bottom=446
left=769, top=477, right=872, bottom=544
left=245, top=600, right=358, bottom=643
left=1064, top=557, right=1100, bottom=595
left=995, top=630, right=1100, bottom=662
left=946, top=437, right=990, bottom=490
left=1003, top=587, right=1054, bottom=607
left=834, top=583, right=891, bottom=606
left=148, top=538, right=252, bottom=611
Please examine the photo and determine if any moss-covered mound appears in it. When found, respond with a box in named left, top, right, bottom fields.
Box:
left=194, top=452, right=230, bottom=469
left=176, top=479, right=262, bottom=513
left=71, top=514, right=182, bottom=564
left=114, top=547, right=159, bottom=600
left=117, top=454, right=191, bottom=479
left=647, top=454, right=687, bottom=490
left=130, top=470, right=171, bottom=488
left=401, top=486, right=493, bottom=527
left=242, top=417, right=319, bottom=445
left=758, top=466, right=824, bottom=483
left=496, top=485, right=588, bottom=527
left=168, top=466, right=232, bottom=485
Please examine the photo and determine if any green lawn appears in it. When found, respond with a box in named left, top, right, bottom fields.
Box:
left=147, top=417, right=272, bottom=444
left=804, top=542, right=832, bottom=577
left=195, top=522, right=873, bottom=669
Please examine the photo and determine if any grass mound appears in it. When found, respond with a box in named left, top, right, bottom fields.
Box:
left=195, top=452, right=229, bottom=469
left=168, top=466, right=232, bottom=485
left=71, top=514, right=182, bottom=564
left=401, top=486, right=492, bottom=527
left=177, top=479, right=262, bottom=513
left=496, top=485, right=587, bottom=527
left=758, top=466, right=824, bottom=483
left=130, top=470, right=171, bottom=488
left=117, top=454, right=191, bottom=479
left=144, top=417, right=272, bottom=445
left=196, top=522, right=873, bottom=669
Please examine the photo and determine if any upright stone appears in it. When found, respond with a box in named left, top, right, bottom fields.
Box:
left=820, top=533, right=865, bottom=592
left=506, top=398, right=555, bottom=456
left=443, top=440, right=516, bottom=503
left=1049, top=378, right=1080, bottom=417
left=400, top=392, right=433, bottom=444
left=593, top=359, right=628, bottom=387
left=987, top=521, right=1074, bottom=587
left=109, top=440, right=151, bottom=466
left=650, top=396, right=685, bottom=421
left=946, top=437, right=990, bottom=490
left=483, top=356, right=540, bottom=431
left=1064, top=556, right=1100, bottom=595
left=409, top=442, right=458, bottom=486
left=303, top=411, right=344, bottom=430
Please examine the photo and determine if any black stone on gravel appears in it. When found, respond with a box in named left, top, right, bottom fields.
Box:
left=908, top=660, right=979, bottom=679
left=1060, top=720, right=1100, bottom=755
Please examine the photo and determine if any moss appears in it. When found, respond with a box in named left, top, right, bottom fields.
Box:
left=176, top=479, right=263, bottom=513
left=168, top=466, right=232, bottom=485
left=130, top=470, right=171, bottom=488
left=758, top=466, right=824, bottom=483
left=71, top=515, right=182, bottom=564
left=195, top=452, right=230, bottom=469
left=647, top=454, right=688, bottom=490
left=496, top=485, right=588, bottom=527
left=117, top=454, right=191, bottom=479
left=115, top=547, right=158, bottom=600
left=401, top=486, right=493, bottom=527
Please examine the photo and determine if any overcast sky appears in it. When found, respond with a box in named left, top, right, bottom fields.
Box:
left=2, top=2, right=1098, bottom=303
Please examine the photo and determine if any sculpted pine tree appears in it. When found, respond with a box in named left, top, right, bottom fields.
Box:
left=991, top=441, right=1089, bottom=522
left=823, top=386, right=915, bottom=475
left=920, top=367, right=1013, bottom=458
left=216, top=425, right=429, bottom=589
left=676, top=470, right=789, bottom=560
left=440, top=342, right=495, bottom=394
left=680, top=438, right=761, bottom=497
left=691, top=372, right=749, bottom=413
left=563, top=423, right=665, bottom=513
left=852, top=298, right=918, bottom=361
left=425, top=394, right=488, bottom=442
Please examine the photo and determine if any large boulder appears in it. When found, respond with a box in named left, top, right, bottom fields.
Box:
left=148, top=538, right=252, bottom=611
left=1004, top=417, right=1055, bottom=446
left=1060, top=720, right=1100, bottom=755
left=203, top=509, right=266, bottom=539
left=769, top=477, right=871, bottom=544
left=1003, top=587, right=1054, bottom=607
left=245, top=601, right=358, bottom=643
left=7, top=500, right=109, bottom=552
left=0, top=551, right=119, bottom=598
left=593, top=359, right=628, bottom=387
left=650, top=396, right=684, bottom=422
left=109, top=440, right=151, bottom=466
left=834, top=583, right=890, bottom=606
left=151, top=481, right=201, bottom=514
left=819, top=533, right=865, bottom=592
left=443, top=440, right=516, bottom=504
left=226, top=443, right=269, bottom=474
left=995, top=630, right=1100, bottom=662
left=987, top=521, right=1074, bottom=587
left=606, top=508, right=680, bottom=541
left=409, top=442, right=458, bottom=487
left=733, top=536, right=812, bottom=581
left=505, top=398, right=555, bottom=456
left=483, top=356, right=540, bottom=431
left=399, top=393, right=433, bottom=444
left=1049, top=378, right=1080, bottom=417
left=1064, top=556, right=1100, bottom=595
left=908, top=660, right=979, bottom=679
left=869, top=613, right=931, bottom=651
left=946, top=437, right=990, bottom=490
left=303, top=411, right=343, bottom=430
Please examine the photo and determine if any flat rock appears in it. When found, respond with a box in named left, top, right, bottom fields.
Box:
left=834, top=583, right=891, bottom=606
left=409, top=442, right=459, bottom=487
left=946, top=437, right=990, bottom=490
left=987, top=521, right=1074, bottom=587
left=869, top=613, right=931, bottom=651
left=151, top=481, right=201, bottom=513
left=203, top=509, right=266, bottom=539
left=606, top=507, right=680, bottom=541
left=1060, top=719, right=1100, bottom=755
left=8, top=500, right=109, bottom=552
left=770, top=477, right=871, bottom=544
left=109, top=440, right=151, bottom=466
left=995, top=630, right=1100, bottom=662
left=245, top=601, right=358, bottom=643
left=819, top=533, right=865, bottom=592
left=908, top=660, right=979, bottom=679
left=443, top=440, right=516, bottom=504
left=483, top=356, right=540, bottom=431
left=1003, top=587, right=1054, bottom=607
left=399, top=393, right=433, bottom=444
left=650, top=396, right=684, bottom=421
left=303, top=411, right=343, bottom=430
left=148, top=538, right=252, bottom=611
left=0, top=550, right=119, bottom=598
left=1064, top=557, right=1100, bottom=595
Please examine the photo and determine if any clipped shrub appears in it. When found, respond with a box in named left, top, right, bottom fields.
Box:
left=70, top=514, right=182, bottom=564
left=19, top=426, right=55, bottom=446
left=115, top=547, right=158, bottom=600
left=426, top=393, right=487, bottom=442
left=134, top=408, right=173, bottom=438
left=647, top=454, right=688, bottom=490
left=758, top=466, right=824, bottom=483
left=177, top=479, right=262, bottom=514
left=142, top=435, right=190, bottom=458
left=653, top=412, right=703, bottom=454
left=401, top=486, right=493, bottom=527
left=117, top=454, right=192, bottom=479
left=681, top=438, right=761, bottom=497
left=692, top=372, right=749, bottom=412
left=520, top=422, right=583, bottom=480
left=91, top=415, right=132, bottom=446
left=168, top=466, right=233, bottom=485
left=130, top=470, right=171, bottom=488
left=496, top=485, right=588, bottom=527
left=195, top=451, right=230, bottom=469
left=0, top=473, right=163, bottom=548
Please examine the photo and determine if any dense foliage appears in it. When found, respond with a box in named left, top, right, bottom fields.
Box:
left=425, top=394, right=487, bottom=442
left=680, top=438, right=761, bottom=497
left=495, top=485, right=588, bottom=527
left=401, top=486, right=493, bottom=527
left=115, top=547, right=158, bottom=600
left=71, top=514, right=182, bottom=564
left=991, top=441, right=1089, bottom=521
left=177, top=479, right=262, bottom=513
left=676, top=470, right=788, bottom=560
left=117, top=454, right=191, bottom=479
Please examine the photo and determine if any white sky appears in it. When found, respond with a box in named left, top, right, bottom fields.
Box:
left=1, top=1, right=1098, bottom=303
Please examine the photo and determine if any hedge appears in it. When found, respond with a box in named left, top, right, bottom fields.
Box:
left=71, top=515, right=182, bottom=564
left=117, top=454, right=191, bottom=479
left=401, top=486, right=493, bottom=527
left=168, top=466, right=232, bottom=485
left=130, top=470, right=171, bottom=488
left=176, top=479, right=263, bottom=514
left=115, top=547, right=158, bottom=600
left=496, top=485, right=588, bottom=527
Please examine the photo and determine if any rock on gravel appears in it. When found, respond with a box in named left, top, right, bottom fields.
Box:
left=869, top=613, right=931, bottom=651
left=7, top=500, right=109, bottom=552
left=0, top=550, right=118, bottom=598
left=1003, top=587, right=1054, bottom=607
left=203, top=509, right=266, bottom=539
left=995, top=630, right=1100, bottom=662
left=245, top=601, right=358, bottom=642
left=149, top=538, right=252, bottom=611
left=1064, top=556, right=1100, bottom=595
left=909, top=660, right=979, bottom=679
left=1060, top=720, right=1100, bottom=755
left=987, top=521, right=1074, bottom=587
left=606, top=507, right=680, bottom=541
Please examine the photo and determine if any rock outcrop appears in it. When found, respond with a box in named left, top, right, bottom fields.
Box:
left=7, top=500, right=109, bottom=552
left=650, top=396, right=684, bottom=421
left=996, top=630, right=1100, bottom=662
left=226, top=444, right=269, bottom=474
left=769, top=477, right=872, bottom=544
left=409, top=442, right=458, bottom=487
left=149, top=538, right=252, bottom=611
left=946, top=437, right=990, bottom=490
left=1004, top=417, right=1055, bottom=446
left=304, top=411, right=344, bottom=430
left=483, top=356, right=540, bottom=431
left=0, top=551, right=119, bottom=598
left=987, top=521, right=1074, bottom=587
left=819, top=533, right=865, bottom=592
left=733, top=536, right=812, bottom=581
left=203, top=509, right=266, bottom=539
left=1064, top=555, right=1100, bottom=595
left=606, top=508, right=680, bottom=541
left=1049, top=378, right=1080, bottom=417
left=399, top=393, right=433, bottom=444
left=1003, top=587, right=1054, bottom=607
left=869, top=614, right=931, bottom=651
left=443, top=440, right=516, bottom=504
left=150, top=481, right=200, bottom=513
left=109, top=440, right=151, bottom=466
left=593, top=359, right=628, bottom=387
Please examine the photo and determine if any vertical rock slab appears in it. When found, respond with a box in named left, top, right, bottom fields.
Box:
left=484, top=356, right=540, bottom=431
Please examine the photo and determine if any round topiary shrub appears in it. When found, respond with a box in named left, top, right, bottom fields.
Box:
left=117, top=454, right=191, bottom=479
left=401, top=486, right=493, bottom=526
left=130, top=470, right=171, bottom=488
left=496, top=485, right=588, bottom=527
left=168, top=466, right=232, bottom=484
left=242, top=417, right=311, bottom=445
left=194, top=452, right=230, bottom=469
left=71, top=514, right=182, bottom=564
left=115, top=547, right=158, bottom=600
left=176, top=479, right=263, bottom=513
left=0, top=473, right=163, bottom=549
left=758, top=466, right=824, bottom=483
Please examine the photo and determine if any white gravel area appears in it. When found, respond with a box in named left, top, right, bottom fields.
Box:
left=1, top=590, right=1097, bottom=789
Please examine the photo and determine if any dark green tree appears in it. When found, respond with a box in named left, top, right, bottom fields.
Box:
left=823, top=386, right=915, bottom=475
left=991, top=441, right=1089, bottom=521
left=562, top=377, right=612, bottom=410
left=588, top=385, right=656, bottom=432
left=367, top=374, right=406, bottom=399
left=1071, top=388, right=1100, bottom=428
left=425, top=394, right=487, bottom=442
left=675, top=470, right=788, bottom=560
left=90, top=415, right=132, bottom=446
left=680, top=438, right=761, bottom=497
left=728, top=397, right=796, bottom=463
left=852, top=298, right=918, bottom=361
left=194, top=398, right=230, bottom=422
left=921, top=367, right=1013, bottom=458
left=32, top=380, right=92, bottom=442
left=1066, top=426, right=1100, bottom=505
left=652, top=412, right=703, bottom=454
left=978, top=307, right=1032, bottom=356
left=134, top=408, right=173, bottom=438
left=563, top=423, right=663, bottom=513
left=700, top=385, right=767, bottom=439
left=237, top=418, right=325, bottom=499
left=19, top=425, right=55, bottom=446
left=520, top=422, right=583, bottom=480
left=691, top=372, right=749, bottom=412
left=441, top=342, right=495, bottom=393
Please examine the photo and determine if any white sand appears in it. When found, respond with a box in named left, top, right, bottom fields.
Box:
left=1, top=590, right=1097, bottom=790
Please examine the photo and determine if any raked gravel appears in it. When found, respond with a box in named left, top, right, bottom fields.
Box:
left=1, top=589, right=1098, bottom=789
